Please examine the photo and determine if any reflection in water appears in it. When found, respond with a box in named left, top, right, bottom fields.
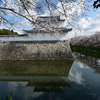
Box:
left=6, top=82, right=43, bottom=100
left=73, top=52, right=100, bottom=74
left=0, top=60, right=73, bottom=76
left=0, top=58, right=100, bottom=100
left=68, top=68, right=85, bottom=85
left=0, top=60, right=73, bottom=100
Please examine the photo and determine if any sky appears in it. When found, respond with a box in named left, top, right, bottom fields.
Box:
left=64, top=0, right=100, bottom=39
left=50, top=0, right=100, bottom=39
left=0, top=0, right=100, bottom=39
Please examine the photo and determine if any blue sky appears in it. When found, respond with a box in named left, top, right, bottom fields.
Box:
left=61, top=0, right=100, bottom=39
left=46, top=0, right=100, bottom=39
left=73, top=1, right=99, bottom=36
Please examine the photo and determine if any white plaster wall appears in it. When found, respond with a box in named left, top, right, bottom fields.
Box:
left=0, top=33, right=68, bottom=41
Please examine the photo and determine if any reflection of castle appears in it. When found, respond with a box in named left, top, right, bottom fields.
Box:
left=0, top=60, right=73, bottom=92
left=28, top=76, right=71, bottom=93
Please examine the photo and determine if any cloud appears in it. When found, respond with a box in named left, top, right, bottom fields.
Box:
left=55, top=0, right=85, bottom=27
left=68, top=68, right=85, bottom=85
left=7, top=82, right=44, bottom=100
left=53, top=1, right=100, bottom=38
left=41, top=0, right=85, bottom=27
left=66, top=14, right=100, bottom=38
left=0, top=24, right=3, bottom=29
left=6, top=82, right=20, bottom=92
left=78, top=14, right=100, bottom=35
left=76, top=61, right=89, bottom=69
left=78, top=17, right=91, bottom=29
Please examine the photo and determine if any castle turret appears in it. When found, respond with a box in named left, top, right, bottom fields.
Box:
left=23, top=16, right=72, bottom=41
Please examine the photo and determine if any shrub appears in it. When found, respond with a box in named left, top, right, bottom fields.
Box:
left=0, top=29, right=19, bottom=35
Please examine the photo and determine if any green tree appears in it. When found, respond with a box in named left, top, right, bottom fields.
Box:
left=0, top=29, right=4, bottom=35
left=93, top=0, right=100, bottom=8
left=0, top=29, right=18, bottom=35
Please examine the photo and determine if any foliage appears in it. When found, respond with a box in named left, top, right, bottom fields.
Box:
left=0, top=29, right=18, bottom=35
left=71, top=44, right=100, bottom=58
left=93, top=0, right=100, bottom=8
left=70, top=31, right=100, bottom=57
left=4, top=96, right=12, bottom=100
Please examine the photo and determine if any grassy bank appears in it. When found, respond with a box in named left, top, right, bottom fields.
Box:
left=70, top=44, right=100, bottom=58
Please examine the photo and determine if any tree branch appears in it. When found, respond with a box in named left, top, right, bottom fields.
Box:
left=0, top=6, right=35, bottom=24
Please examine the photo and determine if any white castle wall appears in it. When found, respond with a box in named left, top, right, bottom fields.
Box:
left=0, top=33, right=68, bottom=41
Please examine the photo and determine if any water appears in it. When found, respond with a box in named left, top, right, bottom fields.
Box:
left=0, top=53, right=100, bottom=100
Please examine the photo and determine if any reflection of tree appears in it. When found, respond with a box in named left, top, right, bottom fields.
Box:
left=73, top=52, right=100, bottom=74
left=89, top=92, right=99, bottom=100
left=4, top=96, right=12, bottom=100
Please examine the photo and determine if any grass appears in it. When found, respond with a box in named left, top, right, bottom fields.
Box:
left=3, top=97, right=12, bottom=100
left=70, top=44, right=100, bottom=58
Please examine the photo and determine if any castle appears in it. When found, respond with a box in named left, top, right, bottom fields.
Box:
left=0, top=16, right=73, bottom=60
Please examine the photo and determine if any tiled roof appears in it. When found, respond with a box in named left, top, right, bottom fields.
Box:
left=36, top=16, right=65, bottom=22
left=24, top=28, right=72, bottom=33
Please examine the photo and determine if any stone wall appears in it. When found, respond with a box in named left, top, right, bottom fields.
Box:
left=0, top=40, right=73, bottom=60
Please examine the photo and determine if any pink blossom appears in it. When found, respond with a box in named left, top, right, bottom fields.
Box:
left=70, top=32, right=100, bottom=47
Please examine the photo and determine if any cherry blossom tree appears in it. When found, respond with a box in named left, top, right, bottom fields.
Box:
left=70, top=31, right=100, bottom=47
left=0, top=0, right=92, bottom=32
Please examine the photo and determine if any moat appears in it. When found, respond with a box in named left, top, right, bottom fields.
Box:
left=0, top=52, right=100, bottom=100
